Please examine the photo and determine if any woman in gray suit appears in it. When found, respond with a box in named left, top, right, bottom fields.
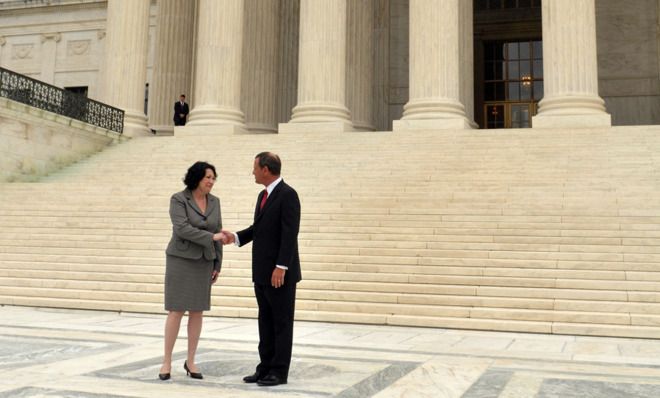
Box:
left=159, top=161, right=224, bottom=380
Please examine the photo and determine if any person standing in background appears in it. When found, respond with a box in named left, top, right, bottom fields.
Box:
left=173, top=94, right=189, bottom=126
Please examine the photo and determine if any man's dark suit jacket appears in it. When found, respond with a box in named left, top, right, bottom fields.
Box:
left=237, top=180, right=301, bottom=285
left=173, top=101, right=189, bottom=125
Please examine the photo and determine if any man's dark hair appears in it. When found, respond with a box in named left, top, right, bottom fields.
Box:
left=183, top=161, right=216, bottom=190
left=180, top=94, right=186, bottom=98
left=256, top=152, right=281, bottom=176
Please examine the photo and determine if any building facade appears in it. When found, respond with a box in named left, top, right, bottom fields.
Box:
left=0, top=0, right=658, bottom=136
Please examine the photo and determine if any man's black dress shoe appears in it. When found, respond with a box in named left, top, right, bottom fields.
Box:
left=243, top=372, right=263, bottom=383
left=257, top=374, right=287, bottom=386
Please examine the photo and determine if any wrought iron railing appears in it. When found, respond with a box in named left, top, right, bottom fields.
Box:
left=0, top=67, right=124, bottom=134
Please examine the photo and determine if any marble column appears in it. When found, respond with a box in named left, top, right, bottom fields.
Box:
left=393, top=0, right=475, bottom=131
left=187, top=0, right=246, bottom=133
left=39, top=33, right=61, bottom=85
left=241, top=0, right=279, bottom=134
left=99, top=0, right=151, bottom=137
left=279, top=0, right=353, bottom=133
left=347, top=0, right=375, bottom=131
left=532, top=0, right=611, bottom=128
left=148, top=0, right=196, bottom=134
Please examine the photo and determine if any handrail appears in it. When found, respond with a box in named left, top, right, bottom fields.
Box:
left=0, top=67, right=124, bottom=134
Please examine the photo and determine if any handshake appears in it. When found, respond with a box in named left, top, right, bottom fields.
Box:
left=213, top=230, right=236, bottom=245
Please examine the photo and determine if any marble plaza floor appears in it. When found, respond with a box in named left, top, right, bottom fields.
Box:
left=1, top=306, right=660, bottom=397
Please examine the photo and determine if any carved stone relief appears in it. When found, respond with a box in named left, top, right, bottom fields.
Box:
left=67, top=40, right=91, bottom=56
left=12, top=44, right=33, bottom=59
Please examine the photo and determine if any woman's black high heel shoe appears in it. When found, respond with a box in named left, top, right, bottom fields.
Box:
left=184, top=360, right=203, bottom=379
left=158, top=372, right=171, bottom=380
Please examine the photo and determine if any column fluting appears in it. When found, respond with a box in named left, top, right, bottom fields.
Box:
left=532, top=0, right=611, bottom=128
left=187, top=0, right=246, bottom=129
left=393, top=0, right=475, bottom=130
left=280, top=0, right=352, bottom=133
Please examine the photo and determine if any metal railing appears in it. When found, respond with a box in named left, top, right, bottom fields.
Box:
left=0, top=67, right=124, bottom=134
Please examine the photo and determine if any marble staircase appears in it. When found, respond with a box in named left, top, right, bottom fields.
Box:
left=1, top=126, right=659, bottom=338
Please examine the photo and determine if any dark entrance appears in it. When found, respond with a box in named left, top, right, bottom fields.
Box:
left=63, top=86, right=89, bottom=121
left=474, top=0, right=542, bottom=129
left=483, top=40, right=543, bottom=128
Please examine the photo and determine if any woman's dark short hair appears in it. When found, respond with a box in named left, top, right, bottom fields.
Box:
left=255, top=152, right=281, bottom=175
left=184, top=161, right=216, bottom=191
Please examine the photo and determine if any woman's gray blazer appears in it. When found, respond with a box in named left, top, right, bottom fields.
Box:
left=166, top=189, right=223, bottom=271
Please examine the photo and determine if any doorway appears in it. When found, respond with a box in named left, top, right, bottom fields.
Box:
left=473, top=0, right=542, bottom=129
left=483, top=40, right=543, bottom=128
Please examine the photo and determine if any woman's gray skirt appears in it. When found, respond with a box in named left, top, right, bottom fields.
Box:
left=164, top=254, right=213, bottom=311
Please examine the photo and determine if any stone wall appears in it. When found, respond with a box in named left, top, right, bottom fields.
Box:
left=0, top=97, right=126, bottom=182
left=596, top=0, right=660, bottom=125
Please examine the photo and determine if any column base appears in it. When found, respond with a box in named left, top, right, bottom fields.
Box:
left=396, top=98, right=477, bottom=130
left=532, top=113, right=612, bottom=128
left=175, top=124, right=248, bottom=136
left=289, top=102, right=352, bottom=123
left=186, top=105, right=246, bottom=127
left=533, top=95, right=612, bottom=128
left=122, top=110, right=151, bottom=137
left=352, top=120, right=375, bottom=132
left=278, top=121, right=355, bottom=134
left=246, top=122, right=278, bottom=134
left=393, top=118, right=476, bottom=131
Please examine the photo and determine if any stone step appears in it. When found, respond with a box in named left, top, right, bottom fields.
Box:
left=3, top=283, right=659, bottom=324
left=2, top=221, right=655, bottom=237
left=2, top=212, right=659, bottom=227
left=5, top=255, right=660, bottom=277
left=8, top=254, right=660, bottom=279
left=0, top=289, right=660, bottom=337
left=2, top=232, right=654, bottom=247
left=3, top=226, right=660, bottom=239
left=0, top=270, right=648, bottom=308
left=0, top=265, right=618, bottom=286
left=0, top=250, right=653, bottom=271
left=3, top=241, right=658, bottom=258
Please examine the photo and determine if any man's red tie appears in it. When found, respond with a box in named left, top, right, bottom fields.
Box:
left=259, top=189, right=268, bottom=210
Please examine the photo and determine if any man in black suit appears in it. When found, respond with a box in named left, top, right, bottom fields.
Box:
left=173, top=94, right=189, bottom=126
left=222, top=152, right=301, bottom=387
